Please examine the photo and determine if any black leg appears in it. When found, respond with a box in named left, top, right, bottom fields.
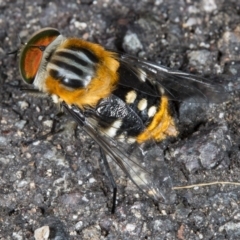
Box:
left=22, top=112, right=64, bottom=146
left=99, top=147, right=117, bottom=214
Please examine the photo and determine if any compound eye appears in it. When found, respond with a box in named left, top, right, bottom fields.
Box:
left=19, top=28, right=60, bottom=84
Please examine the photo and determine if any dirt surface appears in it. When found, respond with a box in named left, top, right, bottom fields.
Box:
left=1, top=0, right=240, bottom=239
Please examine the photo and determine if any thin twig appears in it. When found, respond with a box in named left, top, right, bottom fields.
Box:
left=172, top=181, right=240, bottom=190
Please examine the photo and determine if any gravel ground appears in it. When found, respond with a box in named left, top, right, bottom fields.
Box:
left=1, top=0, right=240, bottom=239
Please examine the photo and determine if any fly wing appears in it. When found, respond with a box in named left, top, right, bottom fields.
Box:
left=63, top=103, right=175, bottom=204
left=119, top=54, right=229, bottom=103
left=61, top=52, right=229, bottom=205
left=110, top=138, right=175, bottom=203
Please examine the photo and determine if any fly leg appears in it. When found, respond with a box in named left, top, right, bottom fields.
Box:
left=99, top=147, right=117, bottom=214
left=22, top=112, right=64, bottom=146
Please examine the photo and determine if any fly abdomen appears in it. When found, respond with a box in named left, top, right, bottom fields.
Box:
left=94, top=62, right=179, bottom=144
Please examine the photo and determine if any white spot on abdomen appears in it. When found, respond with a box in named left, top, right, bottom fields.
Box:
left=125, top=90, right=137, bottom=104
left=148, top=106, right=157, bottom=118
left=103, top=119, right=122, bottom=138
left=137, top=98, right=147, bottom=111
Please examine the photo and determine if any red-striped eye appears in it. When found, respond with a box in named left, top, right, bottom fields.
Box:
left=19, top=27, right=60, bottom=84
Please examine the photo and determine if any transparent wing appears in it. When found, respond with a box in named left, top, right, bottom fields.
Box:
left=61, top=53, right=230, bottom=205
left=119, top=54, right=229, bottom=103
left=62, top=102, right=176, bottom=204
